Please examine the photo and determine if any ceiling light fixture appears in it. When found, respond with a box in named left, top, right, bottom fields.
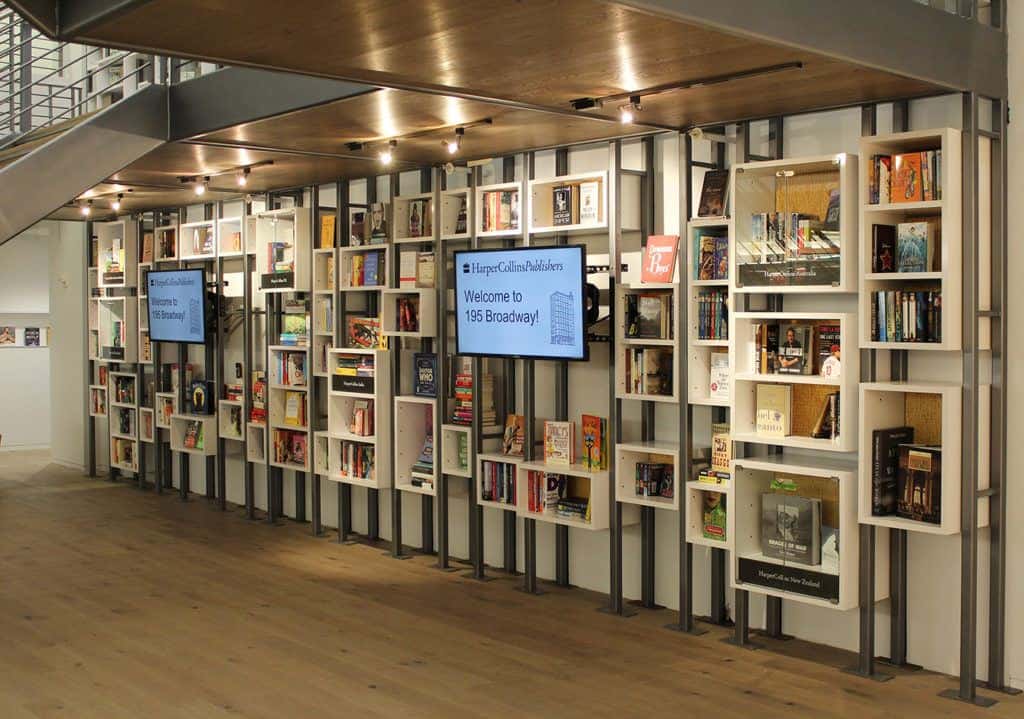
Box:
left=237, top=168, right=250, bottom=187
left=619, top=96, right=641, bottom=124
left=194, top=177, right=209, bottom=196
left=111, top=194, right=123, bottom=211
left=445, top=127, right=465, bottom=155
left=379, top=139, right=397, bottom=166
left=80, top=200, right=92, bottom=217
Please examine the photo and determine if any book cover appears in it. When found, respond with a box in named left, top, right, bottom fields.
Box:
left=891, top=153, right=923, bottom=203
left=896, top=221, right=933, bottom=273
left=755, top=383, right=792, bottom=437
left=711, top=428, right=731, bottom=473
left=871, top=426, right=913, bottom=515
left=578, top=181, right=600, bottom=224
left=823, top=188, right=841, bottom=231
left=634, top=294, right=666, bottom=338
left=416, top=251, right=435, bottom=288
left=502, top=414, right=525, bottom=456
left=413, top=353, right=437, bottom=397
left=320, top=213, right=336, bottom=248
left=455, top=196, right=468, bottom=234
left=897, top=444, right=941, bottom=524
left=696, top=233, right=716, bottom=280
left=368, top=203, right=389, bottom=244
left=641, top=348, right=671, bottom=395
left=399, top=251, right=417, bottom=288
left=709, top=351, right=729, bottom=401
left=283, top=391, right=305, bottom=427
left=815, top=323, right=841, bottom=378
left=713, top=235, right=729, bottom=280
left=871, top=224, right=897, bottom=273
left=543, top=420, right=574, bottom=465
left=697, top=169, right=729, bottom=217
left=141, top=232, right=153, bottom=263
left=580, top=413, right=604, bottom=470
left=776, top=323, right=812, bottom=374
left=188, top=380, right=210, bottom=414
left=363, top=251, right=380, bottom=287
left=640, top=235, right=679, bottom=284
left=702, top=492, right=727, bottom=542
left=347, top=316, right=381, bottom=349
left=761, top=493, right=821, bottom=565
left=552, top=185, right=573, bottom=226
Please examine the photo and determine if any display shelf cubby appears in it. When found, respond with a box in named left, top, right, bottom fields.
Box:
left=180, top=220, right=216, bottom=260
left=155, top=392, right=177, bottom=429
left=110, top=436, right=138, bottom=472
left=441, top=423, right=473, bottom=479
left=440, top=188, right=471, bottom=241
left=685, top=479, right=733, bottom=550
left=327, top=348, right=391, bottom=489
left=96, top=219, right=138, bottom=288
left=139, top=407, right=155, bottom=443
left=729, top=311, right=856, bottom=453
left=476, top=452, right=521, bottom=510
left=154, top=223, right=178, bottom=262
left=138, top=263, right=150, bottom=297
left=96, top=296, right=138, bottom=363
left=255, top=207, right=312, bottom=292
left=109, top=371, right=137, bottom=406
left=169, top=413, right=217, bottom=456
left=314, top=430, right=330, bottom=478
left=89, top=385, right=108, bottom=417
left=313, top=292, right=334, bottom=337
left=338, top=245, right=389, bottom=292
left=475, top=182, right=521, bottom=238
left=246, top=422, right=267, bottom=463
left=312, top=335, right=333, bottom=378
left=615, top=440, right=679, bottom=510
left=392, top=192, right=435, bottom=244
left=218, top=399, right=244, bottom=441
left=529, top=171, right=607, bottom=236
left=729, top=454, right=881, bottom=611
left=687, top=217, right=732, bottom=407
left=731, top=153, right=857, bottom=294
left=393, top=395, right=438, bottom=496
left=858, top=128, right=965, bottom=351
left=615, top=283, right=679, bottom=404
left=516, top=460, right=626, bottom=531
left=110, top=404, right=137, bottom=439
left=858, top=381, right=989, bottom=536
left=313, top=247, right=336, bottom=293
left=381, top=288, right=437, bottom=338
left=217, top=216, right=245, bottom=257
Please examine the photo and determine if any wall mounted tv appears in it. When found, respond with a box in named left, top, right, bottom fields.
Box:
left=454, top=245, right=588, bottom=361
left=147, top=268, right=208, bottom=344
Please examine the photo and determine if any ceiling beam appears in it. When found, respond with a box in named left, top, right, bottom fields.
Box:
left=57, top=0, right=157, bottom=38
left=3, top=0, right=57, bottom=36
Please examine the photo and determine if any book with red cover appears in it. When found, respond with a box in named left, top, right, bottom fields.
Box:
left=892, top=153, right=924, bottom=204
left=640, top=235, right=680, bottom=284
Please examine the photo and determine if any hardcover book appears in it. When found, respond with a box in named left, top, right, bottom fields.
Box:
left=696, top=233, right=716, bottom=280
left=755, top=383, right=792, bottom=437
left=697, top=169, right=729, bottom=217
left=320, top=213, right=336, bottom=248
left=347, top=316, right=382, bottom=349
left=502, top=414, right=525, bottom=456
left=640, top=235, right=679, bottom=284
left=761, top=493, right=822, bottom=565
left=896, top=221, right=935, bottom=273
left=815, top=324, right=841, bottom=378
left=776, top=323, right=812, bottom=375
left=897, top=444, right=941, bottom=524
left=543, top=420, right=574, bottom=465
left=141, top=232, right=153, bottom=263
left=416, top=251, right=436, bottom=288
left=710, top=425, right=731, bottom=474
left=871, top=224, right=897, bottom=273
left=368, top=203, right=389, bottom=244
left=580, top=413, right=605, bottom=470
left=871, top=426, right=914, bottom=515
left=399, top=251, right=417, bottom=288
left=413, top=353, right=437, bottom=397
left=552, top=185, right=573, bottom=226
left=709, top=351, right=729, bottom=401
left=892, top=153, right=923, bottom=203
left=578, top=181, right=600, bottom=224
left=702, top=492, right=727, bottom=542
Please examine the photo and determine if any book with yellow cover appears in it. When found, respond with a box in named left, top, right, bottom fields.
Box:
left=755, top=384, right=792, bottom=438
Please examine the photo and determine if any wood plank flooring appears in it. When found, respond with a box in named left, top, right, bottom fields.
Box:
left=0, top=451, right=1015, bottom=718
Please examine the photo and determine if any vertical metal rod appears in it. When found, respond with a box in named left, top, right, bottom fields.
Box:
left=607, top=140, right=625, bottom=615
left=310, top=184, right=323, bottom=536
left=553, top=147, right=571, bottom=588
left=503, top=511, right=516, bottom=574
left=178, top=341, right=188, bottom=500
left=436, top=165, right=453, bottom=569
left=733, top=589, right=751, bottom=645
left=85, top=220, right=97, bottom=478
left=765, top=598, right=784, bottom=638
left=709, top=549, right=729, bottom=624
left=243, top=231, right=255, bottom=518
left=214, top=203, right=227, bottom=510
left=522, top=357, right=539, bottom=594
left=265, top=292, right=278, bottom=522
left=367, top=488, right=379, bottom=540
left=338, top=483, right=351, bottom=542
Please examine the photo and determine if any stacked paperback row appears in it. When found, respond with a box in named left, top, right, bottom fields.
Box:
left=349, top=250, right=385, bottom=288
left=870, top=426, right=942, bottom=525
left=868, top=150, right=941, bottom=204
left=338, top=441, right=375, bottom=480
left=451, top=372, right=496, bottom=426
left=869, top=290, right=942, bottom=343
left=624, top=347, right=672, bottom=396
left=525, top=471, right=590, bottom=523
left=635, top=462, right=673, bottom=499
left=625, top=292, right=673, bottom=340
left=696, top=289, right=728, bottom=341
left=480, top=460, right=516, bottom=505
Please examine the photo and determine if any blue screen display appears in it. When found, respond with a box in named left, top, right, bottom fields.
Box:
left=454, top=245, right=587, bottom=360
left=147, top=269, right=207, bottom=344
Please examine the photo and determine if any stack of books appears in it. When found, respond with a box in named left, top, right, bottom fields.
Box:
left=868, top=150, right=941, bottom=204
left=339, top=442, right=374, bottom=480
left=411, top=434, right=434, bottom=487
left=396, top=297, right=420, bottom=332
left=697, top=288, right=728, bottom=340
left=481, top=190, right=519, bottom=232
left=555, top=496, right=590, bottom=522
left=450, top=373, right=496, bottom=426
left=480, top=460, right=516, bottom=505
left=635, top=462, right=673, bottom=499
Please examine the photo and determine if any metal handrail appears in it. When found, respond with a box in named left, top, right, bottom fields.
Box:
left=0, top=39, right=66, bottom=86
left=0, top=45, right=102, bottom=120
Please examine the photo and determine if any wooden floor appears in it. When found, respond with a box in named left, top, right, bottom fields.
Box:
left=0, top=452, right=1016, bottom=718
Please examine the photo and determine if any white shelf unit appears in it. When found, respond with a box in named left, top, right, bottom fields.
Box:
left=218, top=399, right=244, bottom=441
left=88, top=269, right=100, bottom=360
left=858, top=381, right=989, bottom=536
left=731, top=153, right=858, bottom=295
left=255, top=207, right=313, bottom=292
left=729, top=311, right=856, bottom=453
left=109, top=371, right=137, bottom=406
left=110, top=402, right=137, bottom=438
left=247, top=422, right=267, bottom=463
left=393, top=396, right=438, bottom=496
left=313, top=291, right=335, bottom=337
left=89, top=385, right=108, bottom=417
left=313, top=248, right=337, bottom=293
left=154, top=224, right=179, bottom=262
left=685, top=478, right=733, bottom=550
left=155, top=392, right=177, bottom=429
left=528, top=171, right=607, bottom=236
left=338, top=245, right=389, bottom=292
left=440, top=188, right=471, bottom=241
left=216, top=216, right=245, bottom=257
left=381, top=288, right=437, bottom=338
left=858, top=128, right=966, bottom=351
left=180, top=220, right=217, bottom=260
left=475, top=182, right=522, bottom=238
left=169, top=413, right=218, bottom=456
left=268, top=345, right=311, bottom=471
left=110, top=435, right=138, bottom=473
left=314, top=430, right=331, bottom=478
left=615, top=440, right=679, bottom=510
left=687, top=217, right=732, bottom=406
left=327, top=348, right=391, bottom=489
left=137, top=263, right=150, bottom=297
left=96, top=219, right=138, bottom=289
left=476, top=452, right=522, bottom=510
left=730, top=454, right=882, bottom=611
left=139, top=407, right=155, bottom=443
left=614, top=283, right=680, bottom=404
left=516, top=459, right=629, bottom=531
left=441, top=423, right=473, bottom=479
left=96, top=296, right=138, bottom=363
left=392, top=192, right=435, bottom=244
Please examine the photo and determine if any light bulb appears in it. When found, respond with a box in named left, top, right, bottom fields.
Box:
left=111, top=194, right=123, bottom=212
left=80, top=201, right=92, bottom=217
left=237, top=168, right=250, bottom=187
left=194, top=178, right=208, bottom=196
left=379, top=148, right=393, bottom=165
left=619, top=105, right=634, bottom=124
left=446, top=140, right=459, bottom=155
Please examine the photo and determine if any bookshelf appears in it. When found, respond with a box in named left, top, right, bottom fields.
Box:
left=180, top=220, right=217, bottom=260
left=313, top=430, right=330, bottom=478
left=338, top=245, right=389, bottom=292
left=440, top=423, right=473, bottom=479
left=255, top=207, right=313, bottom=292
left=154, top=223, right=178, bottom=262
left=729, top=311, right=856, bottom=453
left=169, top=413, right=218, bottom=456
left=476, top=452, right=521, bottom=510
left=685, top=478, right=732, bottom=550
left=381, top=288, right=437, bottom=338
left=528, top=171, right=607, bottom=236
left=137, top=263, right=150, bottom=297
left=731, top=154, right=858, bottom=295
left=155, top=392, right=176, bottom=429
left=109, top=371, right=137, bottom=406
left=615, top=440, right=679, bottom=510
left=475, top=182, right=521, bottom=238
left=139, top=407, right=155, bottom=443
left=89, top=385, right=108, bottom=417
left=857, top=381, right=989, bottom=536
left=730, top=454, right=876, bottom=611
left=268, top=345, right=311, bottom=471
left=96, top=296, right=138, bottom=363
left=96, top=219, right=138, bottom=289
left=614, top=283, right=680, bottom=404
left=687, top=217, right=732, bottom=407
left=327, top=348, right=391, bottom=489
left=218, top=399, right=244, bottom=441
left=516, top=460, right=624, bottom=532
left=246, top=422, right=267, bottom=463
left=393, top=395, right=438, bottom=496
left=440, top=188, right=471, bottom=241
left=392, top=192, right=435, bottom=244
left=858, top=128, right=965, bottom=351
left=217, top=216, right=245, bottom=257
left=87, top=283, right=100, bottom=361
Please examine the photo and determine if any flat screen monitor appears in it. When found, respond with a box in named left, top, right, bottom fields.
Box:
left=454, top=245, right=587, bottom=361
left=147, top=268, right=208, bottom=344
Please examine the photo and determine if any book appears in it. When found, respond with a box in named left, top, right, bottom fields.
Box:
left=896, top=221, right=935, bottom=273
left=897, top=444, right=941, bottom=524
left=871, top=426, right=914, bottom=515
left=580, top=414, right=605, bottom=470
left=710, top=425, right=731, bottom=474
left=810, top=392, right=840, bottom=440
left=696, top=233, right=716, bottom=280
left=188, top=380, right=210, bottom=414
left=634, top=294, right=667, bottom=338
left=320, top=213, right=336, bottom=248
left=640, top=234, right=679, bottom=284
left=755, top=383, right=792, bottom=437
left=502, top=414, right=525, bottom=456
left=815, top=323, right=841, bottom=378
left=823, top=188, right=841, bottom=231
left=413, top=353, right=437, bottom=397
left=871, top=224, right=897, bottom=273
left=697, top=169, right=729, bottom=217
left=368, top=203, right=389, bottom=243
left=775, top=323, right=812, bottom=375
left=347, top=316, right=382, bottom=349
left=552, top=185, right=574, bottom=226
left=283, top=391, right=306, bottom=427
left=363, top=251, right=381, bottom=287
left=141, top=232, right=153, bottom=263
left=350, top=209, right=365, bottom=246
left=709, top=351, right=729, bottom=401
left=761, top=493, right=821, bottom=565
left=399, top=251, right=417, bottom=288
left=578, top=181, right=600, bottom=224
left=416, top=251, right=435, bottom=288
left=23, top=327, right=40, bottom=347
left=701, top=492, right=727, bottom=542
left=543, top=420, right=574, bottom=465
left=635, top=462, right=671, bottom=498
left=454, top=196, right=468, bottom=234
left=891, top=152, right=923, bottom=203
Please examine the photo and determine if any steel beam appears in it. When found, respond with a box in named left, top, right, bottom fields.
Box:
left=2, top=1, right=56, bottom=36
left=56, top=0, right=156, bottom=39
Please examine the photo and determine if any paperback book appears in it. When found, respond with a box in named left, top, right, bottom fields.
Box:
left=543, top=420, right=575, bottom=466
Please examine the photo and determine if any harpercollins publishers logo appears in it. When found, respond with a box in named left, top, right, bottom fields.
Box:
left=463, top=258, right=564, bottom=277
left=462, top=261, right=470, bottom=274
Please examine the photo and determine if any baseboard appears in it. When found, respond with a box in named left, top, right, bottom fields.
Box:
left=0, top=444, right=51, bottom=453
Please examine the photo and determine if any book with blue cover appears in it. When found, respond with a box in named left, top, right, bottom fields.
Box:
left=363, top=251, right=380, bottom=287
